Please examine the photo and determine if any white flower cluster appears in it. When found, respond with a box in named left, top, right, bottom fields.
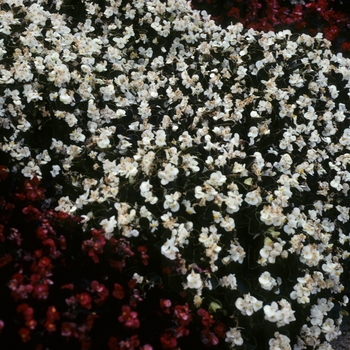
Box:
left=1, top=0, right=350, bottom=347
left=263, top=299, right=296, bottom=327
left=235, top=293, right=263, bottom=316
left=296, top=297, right=349, bottom=348
left=269, top=332, right=291, bottom=350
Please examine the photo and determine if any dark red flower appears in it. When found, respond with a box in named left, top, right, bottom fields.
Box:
left=227, top=7, right=241, bottom=20
left=90, top=280, right=109, bottom=305
left=138, top=245, right=149, bottom=265
left=76, top=292, right=92, bottom=309
left=0, top=253, right=12, bottom=268
left=118, top=305, right=140, bottom=329
left=324, top=25, right=340, bottom=41
left=33, top=283, right=49, bottom=299
left=23, top=177, right=46, bottom=201
left=197, top=308, right=215, bottom=327
left=174, top=326, right=189, bottom=338
left=61, top=322, right=77, bottom=337
left=61, top=283, right=74, bottom=290
left=160, top=331, right=177, bottom=350
left=173, top=304, right=192, bottom=327
left=341, top=41, right=350, bottom=51
left=18, top=327, right=31, bottom=343
left=214, top=322, right=226, bottom=339
left=0, top=165, right=9, bottom=181
left=22, top=205, right=41, bottom=221
left=200, top=328, right=219, bottom=346
left=108, top=336, right=118, bottom=350
left=44, top=306, right=60, bottom=332
left=112, top=283, right=125, bottom=299
left=17, top=304, right=37, bottom=330
left=160, top=299, right=171, bottom=314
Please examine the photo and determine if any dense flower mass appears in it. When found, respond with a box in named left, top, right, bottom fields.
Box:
left=1, top=0, right=350, bottom=348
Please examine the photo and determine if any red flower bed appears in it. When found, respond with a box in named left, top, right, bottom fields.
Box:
left=190, top=0, right=350, bottom=54
left=0, top=168, right=227, bottom=349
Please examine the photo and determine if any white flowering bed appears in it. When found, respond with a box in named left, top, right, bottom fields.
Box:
left=1, top=0, right=350, bottom=348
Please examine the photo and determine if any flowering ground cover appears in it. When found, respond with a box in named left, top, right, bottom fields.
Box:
left=1, top=0, right=350, bottom=349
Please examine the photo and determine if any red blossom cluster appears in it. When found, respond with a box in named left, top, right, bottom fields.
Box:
left=0, top=166, right=229, bottom=349
left=191, top=0, right=350, bottom=53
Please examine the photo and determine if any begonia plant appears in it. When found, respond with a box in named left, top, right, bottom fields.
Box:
left=1, top=0, right=350, bottom=349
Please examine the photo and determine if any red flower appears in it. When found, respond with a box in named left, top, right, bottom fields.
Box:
left=174, top=326, right=189, bottom=338
left=36, top=226, right=48, bottom=240
left=173, top=304, right=192, bottom=327
left=90, top=280, right=109, bottom=305
left=324, top=25, right=340, bottom=41
left=33, top=283, right=49, bottom=299
left=22, top=205, right=42, bottom=221
left=17, top=304, right=37, bottom=330
left=138, top=245, right=149, bottom=266
left=341, top=42, right=350, bottom=52
left=44, top=306, right=60, bottom=332
left=0, top=165, right=9, bottom=181
left=82, top=229, right=106, bottom=263
left=197, top=308, right=215, bottom=327
left=0, top=253, right=12, bottom=268
left=305, top=1, right=317, bottom=12
left=160, top=299, right=171, bottom=314
left=141, top=345, right=153, bottom=350
left=214, top=322, right=226, bottom=339
left=76, top=292, right=92, bottom=309
left=227, top=7, right=241, bottom=20
left=200, top=328, right=219, bottom=347
left=160, top=331, right=177, bottom=350
left=112, top=283, right=125, bottom=299
left=61, top=283, right=74, bottom=290
left=61, top=322, right=77, bottom=337
left=23, top=177, right=46, bottom=202
left=108, top=336, right=118, bottom=350
left=118, top=305, right=140, bottom=329
left=18, top=327, right=31, bottom=343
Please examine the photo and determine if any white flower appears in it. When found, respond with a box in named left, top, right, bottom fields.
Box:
left=59, top=88, right=74, bottom=104
left=140, top=180, right=158, bottom=204
left=132, top=273, right=144, bottom=284
left=225, top=327, right=244, bottom=347
left=269, top=332, right=291, bottom=350
left=289, top=73, right=304, bottom=87
left=260, top=205, right=286, bottom=227
left=207, top=171, right=227, bottom=187
left=69, top=128, right=86, bottom=142
left=163, top=192, right=181, bottom=212
left=123, top=227, right=139, bottom=238
left=219, top=274, right=237, bottom=290
left=158, top=163, right=179, bottom=185
left=245, top=189, right=262, bottom=206
left=161, top=236, right=179, bottom=260
left=223, top=242, right=246, bottom=264
left=100, top=84, right=116, bottom=101
left=299, top=244, right=323, bottom=267
left=264, top=301, right=282, bottom=323
left=235, top=293, right=263, bottom=316
left=186, top=270, right=203, bottom=289
left=264, top=299, right=296, bottom=327
left=321, top=318, right=340, bottom=342
left=50, top=165, right=61, bottom=177
left=100, top=215, right=117, bottom=238
left=155, top=129, right=167, bottom=147
left=259, top=271, right=277, bottom=291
